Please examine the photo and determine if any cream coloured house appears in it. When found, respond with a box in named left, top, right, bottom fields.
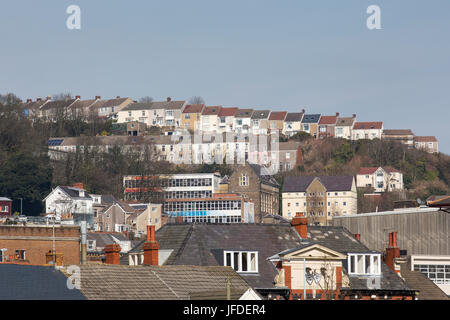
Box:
left=127, top=203, right=163, bottom=237
left=356, top=167, right=403, bottom=193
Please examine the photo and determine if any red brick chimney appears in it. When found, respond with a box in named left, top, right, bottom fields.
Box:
left=354, top=234, right=360, bottom=241
left=143, top=225, right=159, bottom=266
left=167, top=97, right=172, bottom=102
left=336, top=112, right=340, bottom=116
left=75, top=95, right=81, bottom=99
left=116, top=96, right=121, bottom=99
left=352, top=114, right=356, bottom=118
left=291, top=213, right=308, bottom=239
left=37, top=97, right=42, bottom=102
left=95, top=96, right=101, bottom=100
left=384, top=232, right=400, bottom=273
left=104, top=244, right=121, bottom=265
left=26, top=98, right=32, bottom=103
left=301, top=108, right=305, bottom=113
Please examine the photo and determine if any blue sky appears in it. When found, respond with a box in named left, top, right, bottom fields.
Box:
left=1, top=1, right=449, bottom=153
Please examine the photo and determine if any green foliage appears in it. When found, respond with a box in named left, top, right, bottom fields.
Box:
left=333, top=143, right=354, bottom=164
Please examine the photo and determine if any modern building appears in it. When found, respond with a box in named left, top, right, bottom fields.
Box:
left=282, top=175, right=357, bottom=225
left=356, top=167, right=404, bottom=192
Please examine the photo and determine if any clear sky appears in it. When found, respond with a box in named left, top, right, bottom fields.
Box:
left=1, top=1, right=449, bottom=153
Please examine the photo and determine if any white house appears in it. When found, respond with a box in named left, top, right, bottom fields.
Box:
left=352, top=122, right=383, bottom=140
left=356, top=167, right=404, bottom=193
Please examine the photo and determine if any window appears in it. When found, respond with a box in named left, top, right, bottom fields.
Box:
left=239, top=173, right=249, bottom=187
left=87, top=240, right=95, bottom=251
left=414, top=264, right=450, bottom=284
left=347, top=254, right=381, bottom=275
left=0, top=205, right=8, bottom=212
left=0, top=249, right=8, bottom=262
left=15, top=250, right=26, bottom=260
left=223, top=251, right=258, bottom=273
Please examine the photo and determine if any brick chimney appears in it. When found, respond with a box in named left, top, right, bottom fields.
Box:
left=75, top=95, right=81, bottom=99
left=73, top=182, right=84, bottom=190
left=104, top=243, right=121, bottom=265
left=36, top=97, right=42, bottom=102
left=354, top=234, right=360, bottom=241
left=26, top=98, right=32, bottom=103
left=301, top=108, right=305, bottom=113
left=116, top=96, right=121, bottom=99
left=167, top=97, right=172, bottom=102
left=95, top=96, right=101, bottom=100
left=291, top=212, right=308, bottom=239
left=175, top=216, right=183, bottom=224
left=143, top=225, right=159, bottom=266
left=384, top=232, right=400, bottom=273
left=336, top=112, right=340, bottom=116
left=352, top=114, right=356, bottom=118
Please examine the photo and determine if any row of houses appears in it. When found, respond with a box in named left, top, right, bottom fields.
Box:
left=20, top=95, right=439, bottom=153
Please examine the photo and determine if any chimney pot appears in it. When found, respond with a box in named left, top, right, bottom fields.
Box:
left=336, top=112, right=339, bottom=116
left=37, top=97, right=42, bottom=102
left=143, top=225, right=159, bottom=266
left=354, top=233, right=361, bottom=241
left=75, top=95, right=81, bottom=99
left=301, top=108, right=305, bottom=113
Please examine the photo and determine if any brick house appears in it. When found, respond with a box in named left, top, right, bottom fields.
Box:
left=0, top=225, right=80, bottom=265
left=228, top=164, right=280, bottom=223
left=0, top=197, right=12, bottom=217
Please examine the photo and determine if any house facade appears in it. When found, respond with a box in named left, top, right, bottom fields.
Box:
left=283, top=112, right=304, bottom=137
left=282, top=176, right=357, bottom=225
left=0, top=197, right=12, bottom=217
left=250, top=110, right=271, bottom=135
left=301, top=114, right=321, bottom=138
left=414, top=136, right=439, bottom=153
left=318, top=113, right=338, bottom=139
left=181, top=104, right=205, bottom=131
left=217, top=107, right=238, bottom=133
left=268, top=111, right=287, bottom=134
left=352, top=122, right=383, bottom=140
left=382, top=129, right=415, bottom=148
left=334, top=115, right=356, bottom=140
left=356, top=167, right=404, bottom=193
left=200, top=106, right=222, bottom=132
left=234, top=109, right=254, bottom=134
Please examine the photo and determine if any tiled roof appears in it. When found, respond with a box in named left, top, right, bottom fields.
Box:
left=0, top=265, right=86, bottom=300
left=285, top=113, right=303, bottom=122
left=358, top=167, right=380, bottom=175
left=202, top=106, right=222, bottom=115
left=121, top=100, right=185, bottom=112
left=268, top=111, right=287, bottom=121
left=318, top=115, right=338, bottom=125
left=234, top=109, right=254, bottom=118
left=414, top=136, right=437, bottom=142
left=182, top=104, right=205, bottom=114
left=87, top=232, right=130, bottom=250
left=282, top=176, right=354, bottom=192
left=353, top=122, right=383, bottom=130
left=59, top=186, right=92, bottom=200
left=383, top=129, right=414, bottom=136
left=95, top=97, right=131, bottom=109
left=40, top=99, right=76, bottom=111
left=251, top=110, right=271, bottom=119
left=218, top=107, right=238, bottom=117
left=302, top=114, right=321, bottom=123
left=77, top=265, right=251, bottom=300
left=336, top=117, right=355, bottom=127
left=120, top=102, right=153, bottom=111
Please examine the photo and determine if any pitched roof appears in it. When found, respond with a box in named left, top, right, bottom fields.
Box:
left=268, top=111, right=287, bottom=121
left=94, top=97, right=131, bottom=109
left=353, top=122, right=383, bottom=130
left=40, top=99, right=76, bottom=111
left=121, top=100, right=185, bottom=112
left=182, top=104, right=205, bottom=114
left=426, top=195, right=450, bottom=207
left=87, top=232, right=130, bottom=250
left=358, top=167, right=400, bottom=175
left=218, top=107, right=238, bottom=117
left=76, top=265, right=251, bottom=300
left=251, top=110, right=271, bottom=119
left=59, top=186, right=92, bottom=200
left=234, top=109, right=254, bottom=118
left=285, top=113, right=304, bottom=122
left=383, top=129, right=414, bottom=136
left=336, top=117, right=356, bottom=127
left=318, top=115, right=338, bottom=125
left=282, top=176, right=354, bottom=192
left=0, top=265, right=86, bottom=300
left=202, top=106, right=222, bottom=115
left=302, top=114, right=321, bottom=123
left=414, top=136, right=437, bottom=142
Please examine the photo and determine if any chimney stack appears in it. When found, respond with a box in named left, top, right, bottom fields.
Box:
left=26, top=98, right=32, bottom=103
left=75, top=95, right=81, bottom=99
left=352, top=114, right=356, bottom=118
left=301, top=108, right=305, bottom=113
left=167, top=97, right=172, bottom=102
left=104, top=244, right=121, bottom=265
left=291, top=212, right=308, bottom=239
left=80, top=221, right=87, bottom=265
left=46, top=95, right=51, bottom=101
left=336, top=112, right=340, bottom=116
left=37, top=97, right=42, bottom=102
left=354, top=234, right=360, bottom=241
left=143, top=225, right=159, bottom=265
left=116, top=96, right=121, bottom=99
left=95, top=96, right=101, bottom=100
left=384, top=232, right=400, bottom=273
left=73, top=182, right=84, bottom=190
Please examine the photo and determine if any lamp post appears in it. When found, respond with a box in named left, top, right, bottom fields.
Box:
left=19, top=198, right=23, bottom=215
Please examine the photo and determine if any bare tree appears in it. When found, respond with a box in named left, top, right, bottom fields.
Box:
left=139, top=96, right=153, bottom=103
left=188, top=96, right=205, bottom=105
left=52, top=93, right=72, bottom=101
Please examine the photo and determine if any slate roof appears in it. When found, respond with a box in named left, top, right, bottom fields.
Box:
left=121, top=100, right=185, bottom=111
left=87, top=232, right=130, bottom=250
left=119, top=102, right=153, bottom=111
left=76, top=265, right=251, bottom=300
left=0, top=265, right=86, bottom=300
left=248, top=164, right=280, bottom=188
left=358, top=167, right=400, bottom=175
left=251, top=110, right=271, bottom=119
left=268, top=111, right=287, bottom=121
left=40, top=99, right=76, bottom=111
left=353, top=122, right=383, bottom=130
left=285, top=112, right=303, bottom=122
left=302, top=114, right=321, bottom=123
left=336, top=117, right=355, bottom=127
left=282, top=176, right=354, bottom=192
left=59, top=186, right=92, bottom=200
left=94, top=97, right=130, bottom=109
left=399, top=259, right=449, bottom=300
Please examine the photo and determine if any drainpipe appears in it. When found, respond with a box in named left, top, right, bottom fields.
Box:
left=80, top=221, right=87, bottom=264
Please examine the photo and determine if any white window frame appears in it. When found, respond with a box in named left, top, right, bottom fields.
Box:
left=347, top=253, right=381, bottom=275
left=223, top=251, right=258, bottom=273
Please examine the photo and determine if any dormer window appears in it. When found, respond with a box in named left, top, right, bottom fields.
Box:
left=348, top=253, right=381, bottom=275
left=224, top=251, right=258, bottom=273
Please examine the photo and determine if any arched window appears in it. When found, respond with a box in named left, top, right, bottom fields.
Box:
left=239, top=173, right=249, bottom=187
